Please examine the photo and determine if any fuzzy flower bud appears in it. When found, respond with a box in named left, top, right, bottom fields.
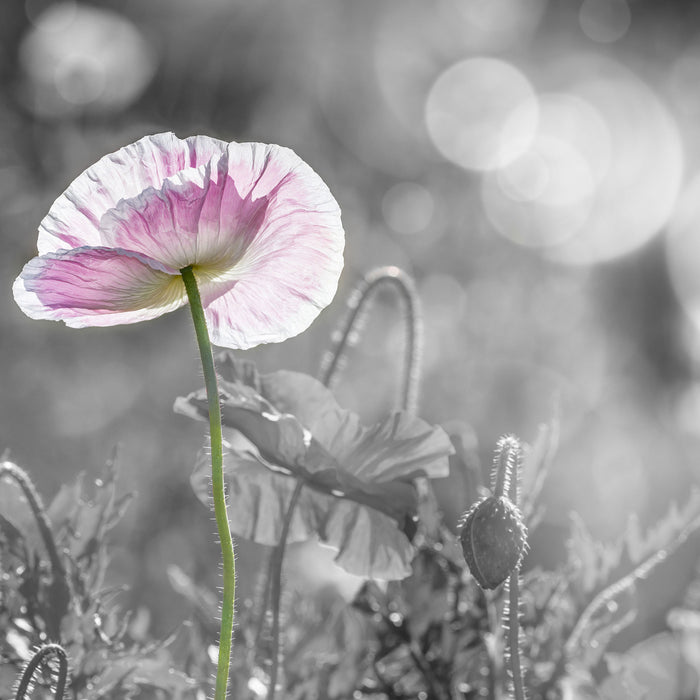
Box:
left=459, top=494, right=527, bottom=590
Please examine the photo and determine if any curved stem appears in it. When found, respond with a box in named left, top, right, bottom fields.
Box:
left=264, top=270, right=424, bottom=696
left=268, top=479, right=304, bottom=700
left=318, top=266, right=422, bottom=413
left=491, top=435, right=520, bottom=500
left=15, top=643, right=68, bottom=700
left=0, top=463, right=70, bottom=638
left=181, top=266, right=234, bottom=700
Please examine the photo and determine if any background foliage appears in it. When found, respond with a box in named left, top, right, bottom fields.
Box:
left=2, top=0, right=700, bottom=678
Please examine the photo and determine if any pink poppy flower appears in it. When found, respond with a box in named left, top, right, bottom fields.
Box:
left=13, top=132, right=345, bottom=348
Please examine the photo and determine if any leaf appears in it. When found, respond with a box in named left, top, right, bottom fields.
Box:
left=0, top=513, right=27, bottom=559
left=624, top=493, right=700, bottom=563
left=390, top=547, right=451, bottom=640
left=86, top=653, right=196, bottom=699
left=668, top=607, right=700, bottom=676
left=520, top=414, right=559, bottom=526
left=46, top=474, right=85, bottom=530
left=284, top=594, right=369, bottom=699
left=562, top=492, right=700, bottom=675
left=558, top=669, right=603, bottom=699
left=575, top=593, right=638, bottom=671
left=178, top=354, right=453, bottom=579
left=444, top=424, right=483, bottom=501
left=128, top=656, right=197, bottom=694
left=599, top=633, right=685, bottom=700
left=167, top=565, right=219, bottom=624
left=64, top=466, right=132, bottom=563
left=192, top=451, right=416, bottom=578
left=567, top=490, right=700, bottom=597
left=567, top=512, right=624, bottom=595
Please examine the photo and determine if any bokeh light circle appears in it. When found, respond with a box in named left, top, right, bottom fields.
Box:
left=373, top=0, right=547, bottom=144
left=482, top=92, right=610, bottom=248
left=579, top=0, right=631, bottom=44
left=20, top=3, right=156, bottom=118
left=545, top=59, right=683, bottom=265
left=482, top=56, right=683, bottom=264
left=425, top=57, right=538, bottom=172
left=382, top=182, right=435, bottom=235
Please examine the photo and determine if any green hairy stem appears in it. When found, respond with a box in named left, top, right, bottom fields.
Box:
left=181, top=266, right=235, bottom=700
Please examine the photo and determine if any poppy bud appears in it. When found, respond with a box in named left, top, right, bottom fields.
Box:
left=459, top=495, right=527, bottom=590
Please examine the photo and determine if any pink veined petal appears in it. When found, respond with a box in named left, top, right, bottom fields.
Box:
left=12, top=247, right=186, bottom=327
left=203, top=245, right=342, bottom=348
left=98, top=164, right=227, bottom=271
left=217, top=141, right=343, bottom=260
left=199, top=143, right=344, bottom=347
left=96, top=140, right=344, bottom=347
left=98, top=154, right=268, bottom=274
left=20, top=133, right=344, bottom=345
left=100, top=141, right=343, bottom=279
left=37, top=132, right=229, bottom=255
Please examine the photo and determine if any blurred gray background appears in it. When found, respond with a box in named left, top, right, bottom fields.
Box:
left=3, top=0, right=700, bottom=643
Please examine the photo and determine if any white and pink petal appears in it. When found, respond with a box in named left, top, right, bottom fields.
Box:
left=13, top=247, right=186, bottom=327
left=19, top=133, right=344, bottom=348
left=98, top=165, right=224, bottom=271
left=37, top=133, right=229, bottom=255
left=201, top=271, right=328, bottom=349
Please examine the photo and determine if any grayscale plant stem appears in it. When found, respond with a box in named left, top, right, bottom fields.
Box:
left=266, top=266, right=424, bottom=698
left=0, top=462, right=70, bottom=638
left=267, top=479, right=304, bottom=700
left=506, top=439, right=526, bottom=700
left=319, top=266, right=422, bottom=413
left=14, top=643, right=68, bottom=700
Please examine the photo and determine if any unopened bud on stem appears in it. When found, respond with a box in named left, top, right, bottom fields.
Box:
left=459, top=494, right=527, bottom=590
